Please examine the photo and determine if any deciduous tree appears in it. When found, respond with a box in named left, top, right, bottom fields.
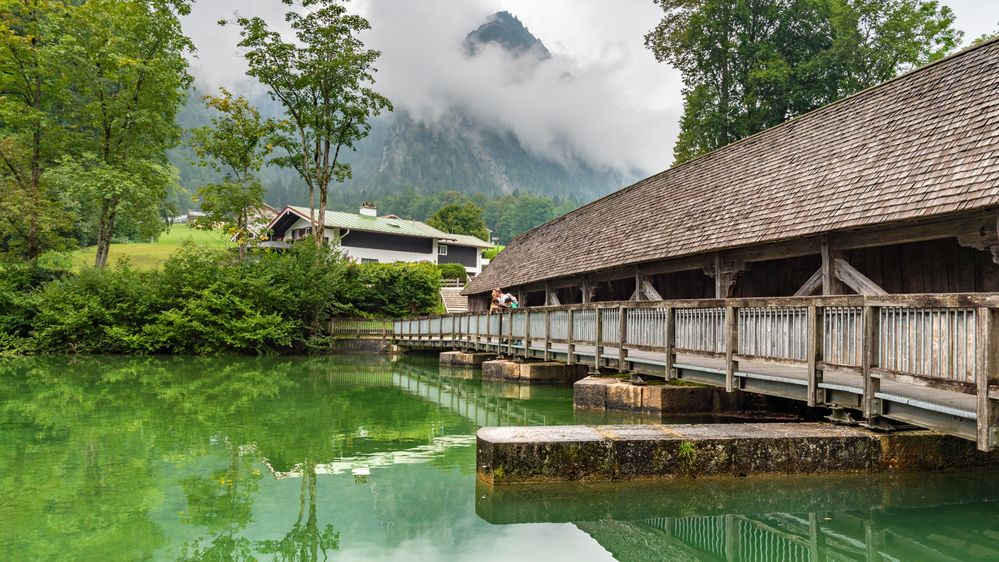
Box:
left=189, top=89, right=275, bottom=260
left=0, top=0, right=74, bottom=259
left=427, top=202, right=490, bottom=241
left=646, top=0, right=962, bottom=164
left=231, top=0, right=391, bottom=247
left=59, top=0, right=193, bottom=267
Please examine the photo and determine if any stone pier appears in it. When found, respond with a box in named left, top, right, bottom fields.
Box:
left=439, top=351, right=495, bottom=367
left=574, top=376, right=801, bottom=415
left=476, top=423, right=999, bottom=484
left=481, top=359, right=589, bottom=385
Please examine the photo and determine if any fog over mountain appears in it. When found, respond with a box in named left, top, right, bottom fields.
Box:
left=177, top=0, right=999, bottom=208
left=178, top=0, right=682, bottom=206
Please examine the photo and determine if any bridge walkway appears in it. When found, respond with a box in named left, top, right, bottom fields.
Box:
left=394, top=294, right=999, bottom=449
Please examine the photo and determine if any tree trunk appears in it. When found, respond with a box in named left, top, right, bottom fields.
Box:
left=94, top=203, right=116, bottom=268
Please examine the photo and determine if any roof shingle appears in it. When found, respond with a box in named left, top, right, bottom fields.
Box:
left=466, top=39, right=999, bottom=295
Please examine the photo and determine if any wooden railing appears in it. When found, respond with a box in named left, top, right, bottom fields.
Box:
left=392, top=294, right=999, bottom=450
left=329, top=318, right=393, bottom=338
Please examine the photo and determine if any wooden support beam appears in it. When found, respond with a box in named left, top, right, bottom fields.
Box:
left=594, top=309, right=603, bottom=371
left=664, top=306, right=675, bottom=381
left=567, top=309, right=575, bottom=364
left=724, top=305, right=738, bottom=392
left=543, top=310, right=551, bottom=361
left=545, top=283, right=561, bottom=306
left=862, top=305, right=881, bottom=419
left=581, top=279, right=593, bottom=304
left=807, top=305, right=824, bottom=407
left=524, top=309, right=531, bottom=359
left=712, top=253, right=744, bottom=298
left=821, top=239, right=842, bottom=295
left=618, top=305, right=629, bottom=371
left=641, top=279, right=664, bottom=301
left=794, top=268, right=823, bottom=297
left=507, top=309, right=514, bottom=356
left=834, top=258, right=888, bottom=296
left=977, top=307, right=999, bottom=450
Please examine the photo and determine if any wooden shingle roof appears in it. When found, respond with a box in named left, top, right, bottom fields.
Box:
left=466, top=38, right=999, bottom=295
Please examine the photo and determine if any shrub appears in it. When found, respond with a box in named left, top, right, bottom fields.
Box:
left=436, top=263, right=467, bottom=281
left=0, top=243, right=442, bottom=355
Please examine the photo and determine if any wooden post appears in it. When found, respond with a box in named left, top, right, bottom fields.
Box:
left=507, top=309, right=514, bottom=356
left=725, top=305, right=738, bottom=392
left=618, top=305, right=629, bottom=371
left=492, top=312, right=498, bottom=353
left=715, top=254, right=725, bottom=299
left=862, top=305, right=881, bottom=419
left=595, top=307, right=603, bottom=372
left=524, top=309, right=531, bottom=360
left=664, top=306, right=675, bottom=381
left=807, top=305, right=824, bottom=407
left=821, top=239, right=843, bottom=295
left=581, top=279, right=592, bottom=304
left=977, top=307, right=999, bottom=450
left=543, top=310, right=551, bottom=362
left=567, top=309, right=575, bottom=365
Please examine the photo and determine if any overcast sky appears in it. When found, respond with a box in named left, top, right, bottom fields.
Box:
left=181, top=0, right=999, bottom=175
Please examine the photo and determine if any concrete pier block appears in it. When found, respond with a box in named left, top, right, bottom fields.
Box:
left=574, top=377, right=717, bottom=414
left=476, top=423, right=999, bottom=484
left=440, top=351, right=495, bottom=367
left=482, top=360, right=589, bottom=385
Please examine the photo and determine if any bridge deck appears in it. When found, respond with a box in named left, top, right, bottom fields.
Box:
left=393, top=296, right=999, bottom=449
left=413, top=333, right=980, bottom=441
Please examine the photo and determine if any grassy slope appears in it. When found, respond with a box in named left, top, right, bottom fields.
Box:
left=71, top=225, right=233, bottom=270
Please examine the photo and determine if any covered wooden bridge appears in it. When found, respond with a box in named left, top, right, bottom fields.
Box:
left=400, top=39, right=999, bottom=449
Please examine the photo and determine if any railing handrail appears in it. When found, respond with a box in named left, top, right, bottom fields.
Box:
left=396, top=293, right=999, bottom=321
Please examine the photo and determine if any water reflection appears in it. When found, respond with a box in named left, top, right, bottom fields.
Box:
left=477, top=471, right=999, bottom=561
left=4, top=354, right=999, bottom=561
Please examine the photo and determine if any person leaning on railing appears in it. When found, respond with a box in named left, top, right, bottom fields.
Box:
left=490, top=288, right=508, bottom=314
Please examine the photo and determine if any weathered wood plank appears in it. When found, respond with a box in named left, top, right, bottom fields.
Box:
left=641, top=279, right=664, bottom=301
left=725, top=306, right=738, bottom=392
left=834, top=258, right=888, bottom=296
left=794, top=268, right=823, bottom=297
left=862, top=306, right=880, bottom=419
left=977, top=307, right=999, bottom=450
left=807, top=305, right=823, bottom=406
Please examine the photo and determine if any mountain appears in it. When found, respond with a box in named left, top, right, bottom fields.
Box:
left=324, top=11, right=630, bottom=203
left=462, top=11, right=551, bottom=60
left=172, top=12, right=635, bottom=213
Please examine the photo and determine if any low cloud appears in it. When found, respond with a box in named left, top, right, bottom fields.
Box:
left=182, top=0, right=686, bottom=175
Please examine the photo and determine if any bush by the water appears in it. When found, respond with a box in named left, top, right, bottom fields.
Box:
left=0, top=245, right=442, bottom=355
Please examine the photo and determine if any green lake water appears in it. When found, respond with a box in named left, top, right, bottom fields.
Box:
left=2, top=354, right=998, bottom=561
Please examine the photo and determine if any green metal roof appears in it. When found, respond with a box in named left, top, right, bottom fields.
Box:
left=441, top=233, right=493, bottom=248
left=284, top=206, right=491, bottom=247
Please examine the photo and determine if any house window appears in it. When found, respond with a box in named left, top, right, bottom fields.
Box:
left=438, top=244, right=448, bottom=256
left=361, top=258, right=379, bottom=264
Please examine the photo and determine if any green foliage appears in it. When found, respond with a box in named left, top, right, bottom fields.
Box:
left=646, top=0, right=963, bottom=164
left=427, top=202, right=490, bottom=241
left=0, top=0, right=76, bottom=259
left=231, top=0, right=391, bottom=244
left=437, top=263, right=467, bottom=281
left=189, top=89, right=275, bottom=259
left=4, top=244, right=439, bottom=355
left=482, top=245, right=504, bottom=260
left=53, top=0, right=194, bottom=266
left=337, top=262, right=443, bottom=318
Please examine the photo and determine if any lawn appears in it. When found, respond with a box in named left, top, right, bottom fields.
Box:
left=71, top=225, right=233, bottom=270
